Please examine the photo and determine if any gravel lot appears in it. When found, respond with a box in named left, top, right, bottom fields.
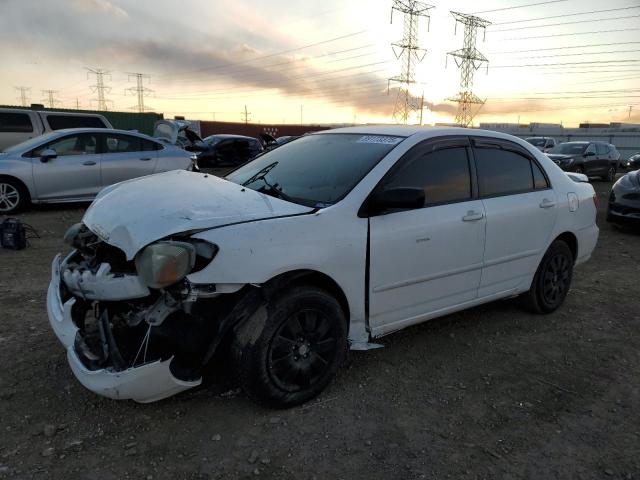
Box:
left=0, top=175, right=638, bottom=480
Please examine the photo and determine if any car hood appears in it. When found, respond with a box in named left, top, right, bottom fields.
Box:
left=83, top=170, right=314, bottom=259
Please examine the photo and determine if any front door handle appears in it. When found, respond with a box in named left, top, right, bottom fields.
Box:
left=83, top=161, right=97, bottom=166
left=539, top=198, right=556, bottom=208
left=462, top=210, right=484, bottom=222
left=139, top=157, right=151, bottom=161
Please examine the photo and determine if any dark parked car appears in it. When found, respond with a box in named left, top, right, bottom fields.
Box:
left=196, top=134, right=263, bottom=167
left=607, top=169, right=640, bottom=228
left=547, top=141, right=619, bottom=181
left=624, top=152, right=640, bottom=171
left=525, top=137, right=556, bottom=152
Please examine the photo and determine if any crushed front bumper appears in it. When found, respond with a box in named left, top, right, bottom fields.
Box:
left=46, top=254, right=201, bottom=403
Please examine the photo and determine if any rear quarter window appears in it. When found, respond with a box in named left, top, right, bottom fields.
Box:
left=0, top=112, right=33, bottom=133
left=46, top=115, right=107, bottom=130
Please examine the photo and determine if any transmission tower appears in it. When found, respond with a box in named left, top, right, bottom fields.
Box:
left=86, top=67, right=112, bottom=111
left=388, top=0, right=434, bottom=124
left=15, top=86, right=30, bottom=107
left=241, top=105, right=252, bottom=124
left=125, top=73, right=154, bottom=113
left=446, top=12, right=491, bottom=127
left=41, top=90, right=60, bottom=108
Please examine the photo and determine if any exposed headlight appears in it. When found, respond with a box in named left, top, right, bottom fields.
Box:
left=135, top=241, right=196, bottom=289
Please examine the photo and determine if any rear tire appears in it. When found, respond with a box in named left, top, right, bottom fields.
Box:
left=521, top=240, right=574, bottom=314
left=0, top=178, right=29, bottom=214
left=603, top=166, right=616, bottom=182
left=233, top=285, right=348, bottom=408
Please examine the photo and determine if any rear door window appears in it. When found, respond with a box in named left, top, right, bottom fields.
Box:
left=0, top=112, right=33, bottom=133
left=103, top=133, right=143, bottom=153
left=474, top=146, right=537, bottom=196
left=46, top=115, right=107, bottom=130
left=596, top=143, right=608, bottom=155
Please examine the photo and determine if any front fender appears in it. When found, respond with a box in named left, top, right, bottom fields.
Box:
left=187, top=209, right=368, bottom=337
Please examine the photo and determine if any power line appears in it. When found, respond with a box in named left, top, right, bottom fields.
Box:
left=492, top=59, right=640, bottom=68
left=489, top=41, right=640, bottom=54
left=388, top=0, right=434, bottom=124
left=501, top=27, right=640, bottom=41
left=169, top=44, right=376, bottom=85
left=492, top=14, right=640, bottom=32
left=124, top=73, right=153, bottom=112
left=492, top=5, right=640, bottom=26
left=472, top=0, right=567, bottom=15
left=511, top=48, right=640, bottom=60
left=14, top=86, right=30, bottom=107
left=158, top=30, right=368, bottom=79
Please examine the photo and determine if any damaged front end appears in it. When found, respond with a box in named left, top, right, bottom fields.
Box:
left=47, top=224, right=254, bottom=402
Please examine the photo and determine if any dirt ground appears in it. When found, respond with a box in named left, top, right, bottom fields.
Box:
left=0, top=175, right=638, bottom=480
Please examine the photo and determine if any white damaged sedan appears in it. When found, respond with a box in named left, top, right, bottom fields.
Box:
left=47, top=126, right=599, bottom=407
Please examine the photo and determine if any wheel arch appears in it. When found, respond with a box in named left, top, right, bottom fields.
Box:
left=553, top=231, right=578, bottom=262
left=261, top=269, right=351, bottom=323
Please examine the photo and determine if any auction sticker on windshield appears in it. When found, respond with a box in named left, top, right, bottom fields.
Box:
left=356, top=135, right=403, bottom=145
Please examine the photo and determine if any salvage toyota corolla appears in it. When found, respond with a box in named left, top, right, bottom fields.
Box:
left=47, top=126, right=599, bottom=408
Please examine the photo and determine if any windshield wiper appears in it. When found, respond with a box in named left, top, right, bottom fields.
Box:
left=255, top=176, right=297, bottom=203
left=242, top=162, right=278, bottom=187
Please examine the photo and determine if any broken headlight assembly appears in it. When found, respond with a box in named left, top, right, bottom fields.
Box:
left=135, top=240, right=217, bottom=289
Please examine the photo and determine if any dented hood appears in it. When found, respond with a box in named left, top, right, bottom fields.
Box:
left=83, top=170, right=314, bottom=259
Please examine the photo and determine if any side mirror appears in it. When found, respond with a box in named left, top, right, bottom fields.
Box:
left=371, top=187, right=425, bottom=213
left=40, top=148, right=57, bottom=162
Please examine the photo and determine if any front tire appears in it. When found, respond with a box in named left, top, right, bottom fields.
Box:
left=0, top=178, right=29, bottom=214
left=522, top=240, right=574, bottom=314
left=233, top=285, right=348, bottom=408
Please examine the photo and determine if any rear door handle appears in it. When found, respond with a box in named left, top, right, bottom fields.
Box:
left=83, top=161, right=97, bottom=166
left=139, top=157, right=151, bottom=161
left=539, top=198, right=556, bottom=208
left=462, top=211, right=484, bottom=222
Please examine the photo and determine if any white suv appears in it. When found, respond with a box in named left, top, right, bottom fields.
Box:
left=47, top=127, right=599, bottom=407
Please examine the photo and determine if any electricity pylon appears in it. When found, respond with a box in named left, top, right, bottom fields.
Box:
left=41, top=90, right=60, bottom=108
left=125, top=73, right=153, bottom=113
left=15, top=86, right=30, bottom=107
left=388, top=0, right=434, bottom=124
left=87, top=67, right=112, bottom=111
left=241, top=105, right=252, bottom=124
left=446, top=11, right=491, bottom=127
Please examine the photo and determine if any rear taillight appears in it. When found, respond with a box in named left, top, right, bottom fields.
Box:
left=593, top=193, right=599, bottom=209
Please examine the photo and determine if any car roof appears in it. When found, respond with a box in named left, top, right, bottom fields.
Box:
left=314, top=125, right=546, bottom=143
left=51, top=128, right=150, bottom=136
left=205, top=134, right=257, bottom=140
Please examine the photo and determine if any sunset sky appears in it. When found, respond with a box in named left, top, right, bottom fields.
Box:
left=0, top=0, right=638, bottom=126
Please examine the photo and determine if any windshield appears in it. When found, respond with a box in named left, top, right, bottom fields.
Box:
left=226, top=133, right=404, bottom=207
left=526, top=138, right=545, bottom=147
left=204, top=136, right=224, bottom=146
left=2, top=131, right=60, bottom=153
left=549, top=143, right=588, bottom=155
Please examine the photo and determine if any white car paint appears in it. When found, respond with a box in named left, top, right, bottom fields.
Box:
left=47, top=126, right=599, bottom=402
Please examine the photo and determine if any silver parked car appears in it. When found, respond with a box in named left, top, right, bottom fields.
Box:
left=0, top=128, right=195, bottom=213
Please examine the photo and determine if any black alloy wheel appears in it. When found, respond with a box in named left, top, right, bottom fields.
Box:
left=267, top=309, right=337, bottom=392
left=541, top=252, right=571, bottom=307
left=522, top=240, right=574, bottom=314
left=233, top=285, right=348, bottom=408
